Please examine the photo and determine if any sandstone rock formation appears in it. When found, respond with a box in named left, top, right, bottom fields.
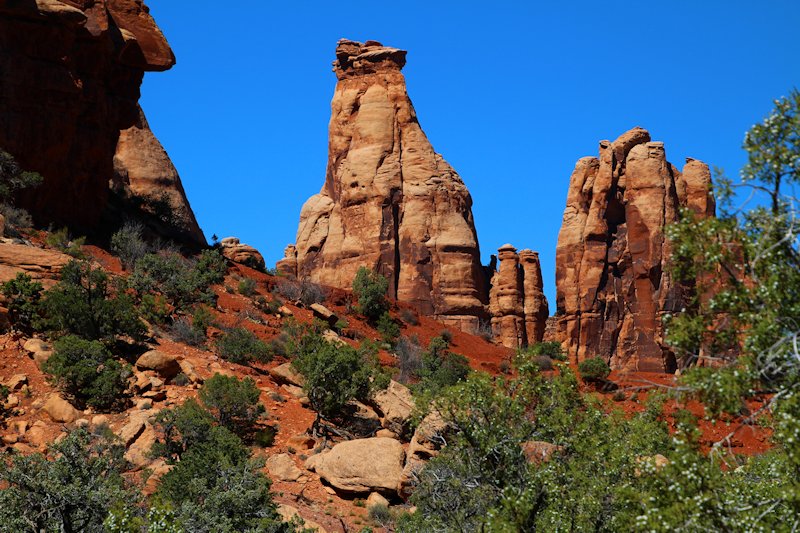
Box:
left=555, top=127, right=715, bottom=371
left=488, top=245, right=549, bottom=349
left=112, top=107, right=205, bottom=244
left=219, top=237, right=266, bottom=271
left=0, top=0, right=203, bottom=245
left=282, top=39, right=488, bottom=333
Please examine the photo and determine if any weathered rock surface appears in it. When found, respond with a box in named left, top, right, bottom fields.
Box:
left=0, top=0, right=203, bottom=245
left=112, top=107, right=205, bottom=245
left=0, top=243, right=71, bottom=286
left=266, top=453, right=303, bottom=482
left=488, top=245, right=549, bottom=348
left=42, top=393, right=81, bottom=423
left=370, top=380, right=414, bottom=435
left=277, top=505, right=328, bottom=533
left=282, top=39, right=488, bottom=333
left=555, top=127, right=715, bottom=371
left=219, top=237, right=266, bottom=271
left=305, top=437, right=405, bottom=494
left=135, top=350, right=180, bottom=379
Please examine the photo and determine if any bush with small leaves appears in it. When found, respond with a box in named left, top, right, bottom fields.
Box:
left=0, top=203, right=33, bottom=230
left=45, top=227, right=86, bottom=258
left=578, top=357, right=611, bottom=382
left=399, top=308, right=419, bottom=326
left=238, top=277, right=257, bottom=296
left=376, top=311, right=400, bottom=343
left=352, top=267, right=389, bottom=323
left=215, top=326, right=271, bottom=365
left=199, top=373, right=265, bottom=435
left=1, top=272, right=43, bottom=334
left=170, top=317, right=206, bottom=347
left=110, top=222, right=149, bottom=271
left=43, top=335, right=130, bottom=411
left=530, top=341, right=566, bottom=361
left=415, top=335, right=471, bottom=397
left=39, top=260, right=145, bottom=344
left=291, top=332, right=388, bottom=428
left=394, top=335, right=423, bottom=384
left=368, top=503, right=392, bottom=527
left=0, top=429, right=132, bottom=533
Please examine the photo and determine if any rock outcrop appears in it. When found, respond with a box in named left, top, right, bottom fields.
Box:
left=112, top=107, right=205, bottom=245
left=555, top=127, right=715, bottom=371
left=0, top=0, right=204, bottom=245
left=488, top=245, right=549, bottom=349
left=282, top=39, right=488, bottom=333
left=219, top=237, right=266, bottom=271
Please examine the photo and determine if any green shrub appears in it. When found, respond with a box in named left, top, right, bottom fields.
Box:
left=415, top=335, right=471, bottom=396
left=399, top=308, right=419, bottom=326
left=0, top=429, right=132, bottom=533
left=376, top=311, right=400, bottom=343
left=352, top=267, right=389, bottom=323
left=130, top=249, right=227, bottom=313
left=1, top=273, right=43, bottom=334
left=0, top=204, right=34, bottom=230
left=578, top=357, right=611, bottom=382
left=45, top=227, right=86, bottom=258
left=291, top=332, right=388, bottom=427
left=254, top=426, right=277, bottom=448
left=215, top=327, right=271, bottom=365
left=273, top=278, right=326, bottom=307
left=170, top=317, right=206, bottom=347
left=394, top=335, right=423, bottom=383
left=0, top=384, right=10, bottom=421
left=238, top=277, right=257, bottom=296
left=152, top=398, right=216, bottom=460
left=439, top=329, right=453, bottom=344
left=43, top=335, right=130, bottom=411
left=110, top=222, right=149, bottom=271
left=39, top=260, right=145, bottom=343
left=199, top=373, right=265, bottom=434
left=368, top=503, right=392, bottom=526
left=137, top=293, right=170, bottom=325
left=530, top=341, right=566, bottom=360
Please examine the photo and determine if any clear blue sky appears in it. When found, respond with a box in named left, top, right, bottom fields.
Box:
left=140, top=1, right=800, bottom=307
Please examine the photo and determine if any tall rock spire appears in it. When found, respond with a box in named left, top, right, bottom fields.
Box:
left=282, top=39, right=488, bottom=332
left=555, top=127, right=715, bottom=371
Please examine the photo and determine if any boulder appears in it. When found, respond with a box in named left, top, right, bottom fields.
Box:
left=371, top=380, right=414, bottom=434
left=23, top=338, right=53, bottom=369
left=219, top=237, right=266, bottom=271
left=266, top=453, right=303, bottom=482
left=367, top=492, right=390, bottom=510
left=283, top=39, right=489, bottom=334
left=305, top=437, right=405, bottom=494
left=286, top=434, right=317, bottom=452
left=269, top=363, right=304, bottom=387
left=4, top=374, right=28, bottom=391
left=310, top=303, right=338, bottom=327
left=135, top=350, right=180, bottom=379
left=0, top=244, right=70, bottom=286
left=42, top=394, right=80, bottom=423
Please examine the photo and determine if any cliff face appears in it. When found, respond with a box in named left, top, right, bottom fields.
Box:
left=555, top=127, right=715, bottom=371
left=0, top=0, right=203, bottom=245
left=488, top=245, right=549, bottom=349
left=282, top=39, right=488, bottom=332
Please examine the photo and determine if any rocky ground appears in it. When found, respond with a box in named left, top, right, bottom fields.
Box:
left=0, top=234, right=772, bottom=532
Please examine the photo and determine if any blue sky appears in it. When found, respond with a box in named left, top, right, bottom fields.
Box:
left=141, top=1, right=800, bottom=307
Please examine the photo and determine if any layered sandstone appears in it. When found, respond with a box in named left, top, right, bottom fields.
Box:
left=488, top=245, right=549, bottom=348
left=555, top=127, right=715, bottom=371
left=283, top=39, right=487, bottom=332
left=0, top=0, right=203, bottom=245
